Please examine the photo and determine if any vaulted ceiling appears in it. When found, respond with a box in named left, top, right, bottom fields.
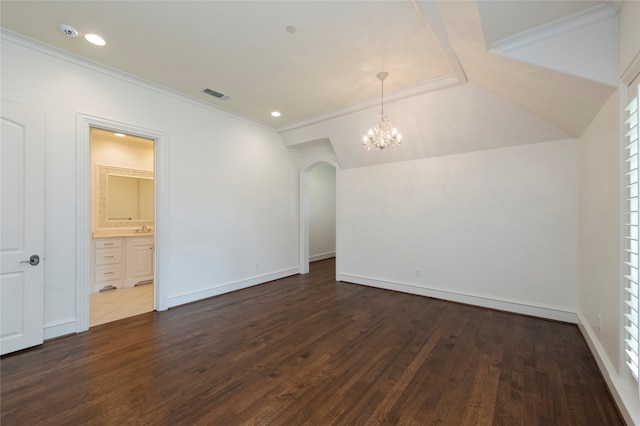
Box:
left=1, top=0, right=621, bottom=168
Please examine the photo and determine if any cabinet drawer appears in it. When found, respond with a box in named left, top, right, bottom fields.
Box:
left=129, top=237, right=154, bottom=247
left=95, top=248, right=121, bottom=265
left=94, top=264, right=122, bottom=282
left=95, top=239, right=122, bottom=249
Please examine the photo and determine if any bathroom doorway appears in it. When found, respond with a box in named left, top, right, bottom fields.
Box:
left=89, top=127, right=155, bottom=327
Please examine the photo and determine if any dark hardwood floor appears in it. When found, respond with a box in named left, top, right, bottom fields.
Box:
left=1, top=259, right=623, bottom=425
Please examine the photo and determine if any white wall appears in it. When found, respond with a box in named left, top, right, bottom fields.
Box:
left=339, top=139, right=579, bottom=321
left=91, top=134, right=154, bottom=171
left=578, top=90, right=620, bottom=370
left=308, top=163, right=336, bottom=261
left=1, top=36, right=299, bottom=335
left=280, top=83, right=570, bottom=169
left=577, top=89, right=638, bottom=422
left=575, top=3, right=640, bottom=423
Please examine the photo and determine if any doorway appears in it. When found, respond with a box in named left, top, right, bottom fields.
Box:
left=75, top=113, right=169, bottom=333
left=308, top=163, right=336, bottom=262
left=89, top=128, right=155, bottom=326
left=299, top=160, right=339, bottom=277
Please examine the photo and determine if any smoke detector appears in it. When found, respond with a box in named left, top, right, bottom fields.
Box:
left=60, top=24, right=78, bottom=38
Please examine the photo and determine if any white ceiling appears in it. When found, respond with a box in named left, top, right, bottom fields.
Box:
left=1, top=1, right=453, bottom=128
left=90, top=127, right=153, bottom=148
left=0, top=0, right=617, bottom=132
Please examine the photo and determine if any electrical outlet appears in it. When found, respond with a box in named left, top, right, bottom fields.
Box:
left=597, top=314, right=603, bottom=332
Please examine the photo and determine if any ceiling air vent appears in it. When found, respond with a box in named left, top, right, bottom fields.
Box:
left=203, top=88, right=231, bottom=101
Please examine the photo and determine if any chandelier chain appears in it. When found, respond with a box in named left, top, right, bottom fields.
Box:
left=380, top=78, right=384, bottom=115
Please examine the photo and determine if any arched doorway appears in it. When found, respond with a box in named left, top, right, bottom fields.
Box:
left=299, top=159, right=339, bottom=279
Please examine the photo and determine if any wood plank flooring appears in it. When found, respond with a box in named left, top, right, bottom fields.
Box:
left=1, top=259, right=623, bottom=425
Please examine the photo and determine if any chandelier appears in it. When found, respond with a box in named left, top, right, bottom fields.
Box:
left=362, top=71, right=403, bottom=151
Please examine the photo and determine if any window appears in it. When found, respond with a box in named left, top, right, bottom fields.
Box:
left=624, top=83, right=640, bottom=380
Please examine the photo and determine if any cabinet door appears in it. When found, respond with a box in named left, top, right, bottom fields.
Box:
left=125, top=238, right=153, bottom=287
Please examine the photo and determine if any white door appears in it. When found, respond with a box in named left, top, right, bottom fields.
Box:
left=0, top=100, right=45, bottom=355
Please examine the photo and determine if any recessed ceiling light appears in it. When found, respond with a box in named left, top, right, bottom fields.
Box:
left=85, top=34, right=106, bottom=46
left=285, top=26, right=296, bottom=34
left=271, top=111, right=281, bottom=117
left=114, top=133, right=126, bottom=137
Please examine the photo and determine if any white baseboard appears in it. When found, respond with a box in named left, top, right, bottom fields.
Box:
left=310, top=252, right=336, bottom=262
left=44, top=319, right=77, bottom=340
left=337, top=273, right=576, bottom=323
left=168, top=267, right=299, bottom=308
left=577, top=312, right=638, bottom=425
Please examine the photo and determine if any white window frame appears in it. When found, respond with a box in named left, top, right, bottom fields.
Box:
left=623, top=81, right=640, bottom=382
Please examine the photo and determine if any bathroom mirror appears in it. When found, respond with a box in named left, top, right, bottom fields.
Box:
left=96, top=165, right=154, bottom=230
left=107, top=175, right=154, bottom=221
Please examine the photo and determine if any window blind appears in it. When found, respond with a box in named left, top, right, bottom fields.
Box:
left=624, top=87, right=640, bottom=380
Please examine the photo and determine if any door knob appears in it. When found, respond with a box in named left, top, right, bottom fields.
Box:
left=20, top=254, right=40, bottom=266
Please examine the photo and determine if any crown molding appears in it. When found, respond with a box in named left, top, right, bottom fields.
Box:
left=491, top=4, right=617, bottom=54
left=277, top=75, right=461, bottom=133
left=0, top=29, right=275, bottom=131
left=621, top=51, right=640, bottom=87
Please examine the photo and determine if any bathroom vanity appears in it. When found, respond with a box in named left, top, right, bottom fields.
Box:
left=92, top=235, right=154, bottom=293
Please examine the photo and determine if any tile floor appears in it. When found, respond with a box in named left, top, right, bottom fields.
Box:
left=90, top=284, right=154, bottom=327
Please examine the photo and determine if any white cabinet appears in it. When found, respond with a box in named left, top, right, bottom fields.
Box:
left=92, top=238, right=123, bottom=292
left=124, top=237, right=153, bottom=287
left=91, top=236, right=153, bottom=293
